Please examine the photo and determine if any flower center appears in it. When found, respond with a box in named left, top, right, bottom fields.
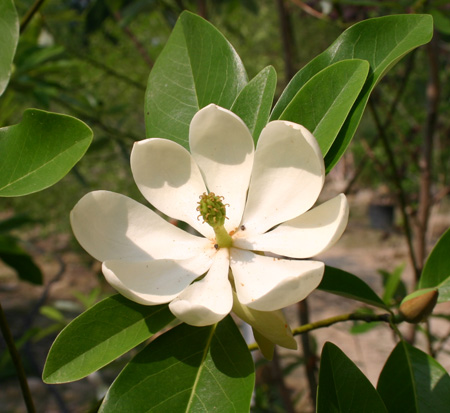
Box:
left=197, top=192, right=233, bottom=248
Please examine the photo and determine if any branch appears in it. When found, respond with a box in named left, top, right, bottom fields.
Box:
left=414, top=38, right=440, bottom=276
left=20, top=0, right=47, bottom=33
left=289, top=0, right=329, bottom=21
left=369, top=99, right=420, bottom=280
left=248, top=311, right=397, bottom=352
left=0, top=301, right=36, bottom=413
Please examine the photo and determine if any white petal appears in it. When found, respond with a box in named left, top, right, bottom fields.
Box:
left=131, top=138, right=214, bottom=239
left=230, top=248, right=324, bottom=311
left=234, top=194, right=349, bottom=258
left=169, top=248, right=232, bottom=326
left=71, top=191, right=213, bottom=262
left=189, top=104, right=254, bottom=232
left=239, top=121, right=325, bottom=236
left=102, top=253, right=214, bottom=305
left=232, top=292, right=297, bottom=350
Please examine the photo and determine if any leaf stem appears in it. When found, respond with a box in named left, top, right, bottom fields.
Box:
left=0, top=301, right=36, bottom=413
left=248, top=311, right=395, bottom=352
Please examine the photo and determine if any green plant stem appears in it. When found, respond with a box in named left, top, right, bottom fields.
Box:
left=20, top=0, right=47, bottom=33
left=0, top=301, right=36, bottom=413
left=248, top=311, right=395, bottom=352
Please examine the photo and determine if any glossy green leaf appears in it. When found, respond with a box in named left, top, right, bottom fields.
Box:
left=145, top=11, right=247, bottom=148
left=0, top=109, right=93, bottom=197
left=43, top=295, right=175, bottom=383
left=419, top=227, right=450, bottom=297
left=231, top=65, right=276, bottom=142
left=271, top=15, right=433, bottom=172
left=319, top=266, right=388, bottom=310
left=279, top=59, right=369, bottom=156
left=0, top=234, right=42, bottom=285
left=377, top=341, right=450, bottom=412
left=99, top=316, right=255, bottom=412
left=0, top=0, right=19, bottom=96
left=317, top=342, right=387, bottom=413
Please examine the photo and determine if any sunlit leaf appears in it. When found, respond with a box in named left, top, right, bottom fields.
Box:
left=0, top=109, right=93, bottom=197
left=231, top=65, right=276, bottom=142
left=43, top=295, right=175, bottom=383
left=377, top=341, right=450, bottom=412
left=145, top=11, right=247, bottom=148
left=99, top=316, right=255, bottom=412
left=271, top=14, right=433, bottom=172
left=279, top=59, right=369, bottom=156
left=317, top=342, right=387, bottom=412
left=319, top=266, right=388, bottom=310
left=419, top=227, right=450, bottom=301
left=0, top=0, right=19, bottom=96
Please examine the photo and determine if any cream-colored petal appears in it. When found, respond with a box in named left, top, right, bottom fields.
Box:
left=71, top=190, right=213, bottom=262
left=232, top=291, right=297, bottom=351
left=190, top=104, right=254, bottom=232
left=102, top=253, right=214, bottom=306
left=169, top=248, right=232, bottom=326
left=230, top=248, right=324, bottom=311
left=239, top=121, right=325, bottom=237
left=131, top=138, right=214, bottom=239
left=234, top=194, right=349, bottom=259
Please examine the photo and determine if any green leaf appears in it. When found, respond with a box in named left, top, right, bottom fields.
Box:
left=0, top=0, right=19, bottom=96
left=43, top=295, right=175, bottom=383
left=435, top=275, right=450, bottom=303
left=279, top=59, right=369, bottom=156
left=0, top=234, right=42, bottom=285
left=377, top=341, right=450, bottom=412
left=231, top=65, right=277, bottom=142
left=380, top=263, right=406, bottom=305
left=145, top=11, right=247, bottom=148
left=318, top=266, right=388, bottom=310
left=271, top=14, right=433, bottom=172
left=99, top=316, right=255, bottom=412
left=317, top=342, right=387, bottom=413
left=0, top=109, right=93, bottom=197
left=430, top=8, right=450, bottom=35
left=419, top=227, right=450, bottom=297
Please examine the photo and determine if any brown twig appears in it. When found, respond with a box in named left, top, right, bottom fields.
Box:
left=369, top=99, right=420, bottom=280
left=344, top=52, right=417, bottom=194
left=276, top=0, right=296, bottom=83
left=297, top=300, right=317, bottom=410
left=414, top=38, right=440, bottom=278
left=289, top=0, right=329, bottom=20
left=0, top=302, right=36, bottom=413
left=20, top=0, right=47, bottom=33
left=112, top=11, right=154, bottom=68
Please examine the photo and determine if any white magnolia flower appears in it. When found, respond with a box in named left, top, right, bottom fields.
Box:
left=71, top=104, right=348, bottom=349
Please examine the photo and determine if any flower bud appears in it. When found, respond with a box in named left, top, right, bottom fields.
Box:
left=399, top=288, right=438, bottom=323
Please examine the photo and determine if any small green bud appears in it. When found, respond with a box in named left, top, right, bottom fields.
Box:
left=197, top=192, right=228, bottom=228
left=399, top=288, right=439, bottom=324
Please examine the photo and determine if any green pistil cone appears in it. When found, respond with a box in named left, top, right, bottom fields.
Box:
left=197, top=192, right=228, bottom=228
left=197, top=192, right=232, bottom=248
